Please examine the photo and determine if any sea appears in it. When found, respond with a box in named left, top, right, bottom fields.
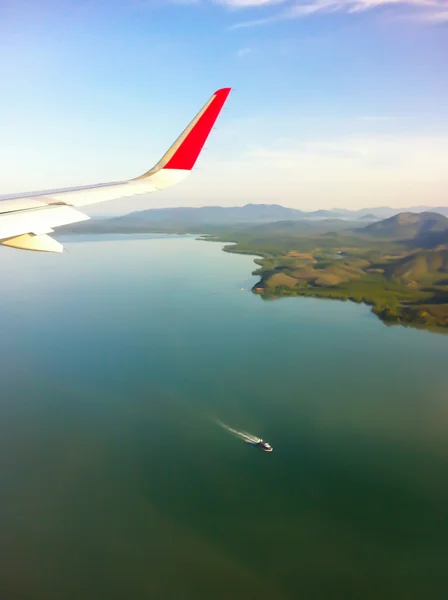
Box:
left=1, top=234, right=447, bottom=600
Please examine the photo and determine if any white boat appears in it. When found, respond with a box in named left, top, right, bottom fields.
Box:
left=253, top=439, right=273, bottom=452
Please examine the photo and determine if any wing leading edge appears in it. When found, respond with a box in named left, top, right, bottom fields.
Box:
left=0, top=87, right=231, bottom=252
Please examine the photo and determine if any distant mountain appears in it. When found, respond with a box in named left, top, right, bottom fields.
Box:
left=357, top=213, right=379, bottom=221
left=334, top=207, right=400, bottom=219
left=335, top=206, right=448, bottom=219
left=107, top=204, right=448, bottom=225
left=306, top=209, right=345, bottom=218
left=110, top=203, right=306, bottom=225
left=360, top=212, right=448, bottom=240
left=58, top=203, right=448, bottom=235
left=407, top=206, right=448, bottom=218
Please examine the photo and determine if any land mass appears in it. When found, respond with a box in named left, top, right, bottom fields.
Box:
left=217, top=213, right=448, bottom=330
left=58, top=206, right=448, bottom=331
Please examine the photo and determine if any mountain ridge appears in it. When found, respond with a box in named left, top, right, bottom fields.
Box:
left=359, top=211, right=448, bottom=240
left=100, top=203, right=448, bottom=224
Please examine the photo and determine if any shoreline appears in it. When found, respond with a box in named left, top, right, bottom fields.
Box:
left=59, top=230, right=448, bottom=333
left=216, top=240, right=448, bottom=333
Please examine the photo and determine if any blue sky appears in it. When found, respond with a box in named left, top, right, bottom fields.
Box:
left=1, top=0, right=447, bottom=214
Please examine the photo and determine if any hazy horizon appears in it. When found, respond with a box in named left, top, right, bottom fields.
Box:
left=88, top=201, right=448, bottom=219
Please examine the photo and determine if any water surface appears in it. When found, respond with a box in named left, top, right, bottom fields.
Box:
left=1, top=234, right=447, bottom=599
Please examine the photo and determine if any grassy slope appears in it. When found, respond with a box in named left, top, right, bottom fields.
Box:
left=212, top=229, right=448, bottom=330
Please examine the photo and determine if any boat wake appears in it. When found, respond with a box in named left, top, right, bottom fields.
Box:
left=215, top=420, right=261, bottom=445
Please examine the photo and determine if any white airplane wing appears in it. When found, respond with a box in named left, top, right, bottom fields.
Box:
left=0, top=87, right=231, bottom=253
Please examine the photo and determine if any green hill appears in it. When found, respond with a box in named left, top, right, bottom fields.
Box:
left=360, top=212, right=448, bottom=240
left=383, top=249, right=448, bottom=283
left=406, top=229, right=448, bottom=250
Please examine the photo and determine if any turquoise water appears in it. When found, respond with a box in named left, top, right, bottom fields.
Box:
left=1, top=234, right=447, bottom=599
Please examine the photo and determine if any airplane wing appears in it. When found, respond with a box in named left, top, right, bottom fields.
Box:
left=0, top=87, right=231, bottom=253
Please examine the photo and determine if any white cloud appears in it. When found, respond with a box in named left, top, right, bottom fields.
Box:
left=225, top=0, right=448, bottom=28
left=141, top=0, right=448, bottom=23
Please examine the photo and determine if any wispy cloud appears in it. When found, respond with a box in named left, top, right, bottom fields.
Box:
left=223, top=0, right=448, bottom=28
left=143, top=0, right=448, bottom=22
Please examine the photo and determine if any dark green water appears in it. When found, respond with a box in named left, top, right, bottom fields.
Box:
left=1, top=234, right=447, bottom=600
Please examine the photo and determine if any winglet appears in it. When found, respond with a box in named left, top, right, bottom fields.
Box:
left=134, top=88, right=231, bottom=180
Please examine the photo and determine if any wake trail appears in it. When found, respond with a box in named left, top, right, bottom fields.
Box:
left=215, top=420, right=261, bottom=444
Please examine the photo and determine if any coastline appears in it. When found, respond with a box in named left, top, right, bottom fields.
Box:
left=212, top=239, right=448, bottom=332
left=60, top=230, right=448, bottom=332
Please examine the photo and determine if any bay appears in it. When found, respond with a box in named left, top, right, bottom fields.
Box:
left=1, top=234, right=447, bottom=599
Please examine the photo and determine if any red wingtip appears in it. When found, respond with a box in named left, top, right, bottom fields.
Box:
left=214, top=87, right=232, bottom=95
left=163, top=87, right=232, bottom=171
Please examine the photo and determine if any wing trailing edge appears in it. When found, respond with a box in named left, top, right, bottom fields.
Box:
left=1, top=233, right=64, bottom=253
